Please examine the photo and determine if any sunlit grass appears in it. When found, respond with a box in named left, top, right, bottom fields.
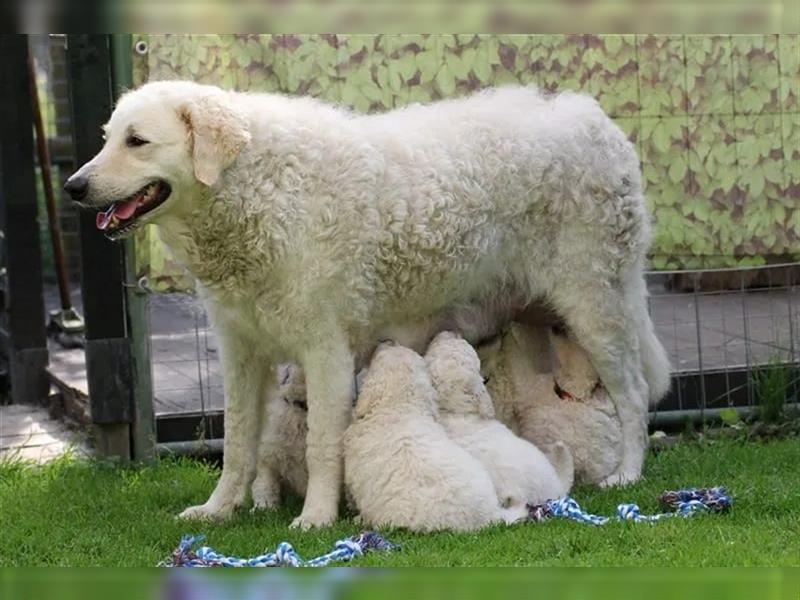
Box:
left=0, top=437, right=797, bottom=566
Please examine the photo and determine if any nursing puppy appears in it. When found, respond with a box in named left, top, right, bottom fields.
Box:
left=344, top=343, right=525, bottom=532
left=478, top=323, right=623, bottom=486
left=425, top=332, right=572, bottom=507
left=252, top=364, right=371, bottom=513
left=251, top=364, right=309, bottom=510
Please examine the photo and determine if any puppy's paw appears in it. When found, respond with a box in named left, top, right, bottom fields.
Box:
left=250, top=478, right=281, bottom=512
left=598, top=469, right=640, bottom=488
left=251, top=492, right=281, bottom=513
left=177, top=501, right=236, bottom=522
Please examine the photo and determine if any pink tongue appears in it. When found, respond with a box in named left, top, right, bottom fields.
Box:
left=95, top=198, right=139, bottom=230
left=115, top=198, right=138, bottom=220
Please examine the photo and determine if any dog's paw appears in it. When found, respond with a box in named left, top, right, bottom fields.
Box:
left=177, top=501, right=235, bottom=522
left=289, top=508, right=337, bottom=530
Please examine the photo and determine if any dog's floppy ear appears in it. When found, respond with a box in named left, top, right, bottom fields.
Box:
left=180, top=94, right=251, bottom=186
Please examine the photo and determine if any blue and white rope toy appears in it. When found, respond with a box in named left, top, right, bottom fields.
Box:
left=161, top=531, right=398, bottom=568
left=162, top=487, right=730, bottom=566
left=526, top=486, right=732, bottom=525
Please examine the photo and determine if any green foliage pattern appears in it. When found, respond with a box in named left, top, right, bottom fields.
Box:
left=132, top=34, right=800, bottom=290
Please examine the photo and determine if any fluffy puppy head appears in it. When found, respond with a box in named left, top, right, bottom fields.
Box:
left=425, top=331, right=495, bottom=419
left=276, top=363, right=307, bottom=408
left=354, top=343, right=437, bottom=420
left=549, top=327, right=601, bottom=400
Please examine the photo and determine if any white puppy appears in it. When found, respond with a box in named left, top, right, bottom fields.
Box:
left=344, top=343, right=525, bottom=532
left=252, top=364, right=372, bottom=513
left=425, top=332, right=572, bottom=507
left=251, top=364, right=309, bottom=510
left=478, top=323, right=623, bottom=486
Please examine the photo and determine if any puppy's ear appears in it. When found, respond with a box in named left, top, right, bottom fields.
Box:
left=354, top=375, right=386, bottom=420
left=180, top=94, right=251, bottom=186
left=475, top=385, right=496, bottom=420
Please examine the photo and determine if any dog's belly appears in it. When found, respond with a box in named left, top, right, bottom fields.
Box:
left=360, top=296, right=562, bottom=367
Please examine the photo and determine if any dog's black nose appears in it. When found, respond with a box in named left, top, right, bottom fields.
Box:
left=64, top=174, right=89, bottom=202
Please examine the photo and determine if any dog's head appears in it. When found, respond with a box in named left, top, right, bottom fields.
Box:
left=425, top=331, right=495, bottom=419
left=354, top=343, right=437, bottom=420
left=64, top=81, right=251, bottom=240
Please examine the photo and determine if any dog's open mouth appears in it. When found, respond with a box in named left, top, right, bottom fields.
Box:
left=96, top=180, right=171, bottom=238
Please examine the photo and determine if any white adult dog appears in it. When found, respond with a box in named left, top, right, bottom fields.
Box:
left=344, top=343, right=524, bottom=532
left=65, top=81, right=670, bottom=528
left=425, top=332, right=573, bottom=507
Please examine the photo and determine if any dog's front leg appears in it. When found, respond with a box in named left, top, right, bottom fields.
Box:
left=291, top=330, right=354, bottom=529
left=178, top=333, right=272, bottom=521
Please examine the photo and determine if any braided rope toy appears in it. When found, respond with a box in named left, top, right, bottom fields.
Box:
left=162, top=488, right=730, bottom=566
left=160, top=531, right=398, bottom=568
left=526, top=486, right=732, bottom=525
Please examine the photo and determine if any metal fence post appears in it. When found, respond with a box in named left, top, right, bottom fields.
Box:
left=0, top=35, right=50, bottom=405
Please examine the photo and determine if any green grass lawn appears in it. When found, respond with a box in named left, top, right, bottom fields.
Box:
left=0, top=437, right=798, bottom=567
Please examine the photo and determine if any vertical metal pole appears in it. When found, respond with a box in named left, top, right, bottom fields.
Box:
left=193, top=310, right=207, bottom=442
left=27, top=47, right=72, bottom=313
left=740, top=270, right=753, bottom=406
left=692, top=272, right=707, bottom=423
left=646, top=284, right=658, bottom=421
left=787, top=267, right=798, bottom=402
left=111, top=34, right=155, bottom=461
left=720, top=289, right=732, bottom=406
left=0, top=35, right=49, bottom=405
left=671, top=291, right=683, bottom=411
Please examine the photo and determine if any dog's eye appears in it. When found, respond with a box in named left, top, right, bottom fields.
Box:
left=126, top=134, right=149, bottom=148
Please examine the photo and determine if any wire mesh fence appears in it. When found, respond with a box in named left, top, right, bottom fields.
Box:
left=146, top=262, right=800, bottom=441
left=148, top=294, right=223, bottom=441
left=647, top=262, right=800, bottom=420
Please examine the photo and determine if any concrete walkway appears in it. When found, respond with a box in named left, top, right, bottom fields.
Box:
left=0, top=403, right=90, bottom=463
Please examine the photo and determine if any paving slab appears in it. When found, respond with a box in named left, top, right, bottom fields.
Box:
left=0, top=404, right=90, bottom=463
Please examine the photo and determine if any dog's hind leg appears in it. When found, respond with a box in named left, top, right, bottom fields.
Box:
left=549, top=280, right=649, bottom=487
left=178, top=331, right=273, bottom=521
left=292, top=327, right=355, bottom=529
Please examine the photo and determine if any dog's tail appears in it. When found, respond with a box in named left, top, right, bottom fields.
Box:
left=627, top=270, right=672, bottom=406
left=639, top=316, right=672, bottom=406
left=547, top=441, right=574, bottom=494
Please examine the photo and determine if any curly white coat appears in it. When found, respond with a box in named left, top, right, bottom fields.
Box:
left=69, top=81, right=670, bottom=527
